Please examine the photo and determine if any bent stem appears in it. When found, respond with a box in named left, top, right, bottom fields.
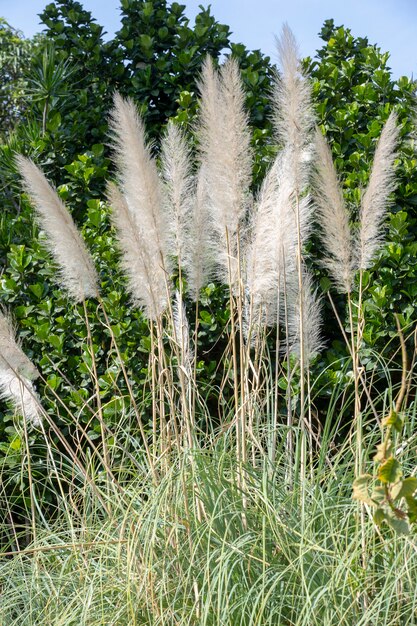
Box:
left=295, top=192, right=308, bottom=481
left=348, top=270, right=368, bottom=602
left=81, top=299, right=112, bottom=487
left=97, top=297, right=157, bottom=482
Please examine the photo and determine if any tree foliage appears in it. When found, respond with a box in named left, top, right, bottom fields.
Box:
left=0, top=20, right=34, bottom=137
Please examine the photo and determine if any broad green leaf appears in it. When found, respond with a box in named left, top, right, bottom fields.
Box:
left=47, top=111, right=61, bottom=132
left=9, top=437, right=21, bottom=451
left=385, top=511, right=410, bottom=536
left=29, top=283, right=44, bottom=299
left=397, top=477, right=417, bottom=499
left=91, top=143, right=104, bottom=157
left=405, top=497, right=417, bottom=523
left=373, top=507, right=386, bottom=526
left=373, top=441, right=392, bottom=462
left=382, top=410, right=404, bottom=433
left=378, top=457, right=402, bottom=484
left=371, top=486, right=386, bottom=504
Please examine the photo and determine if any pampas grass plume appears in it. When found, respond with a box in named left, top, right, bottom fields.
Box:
left=182, top=165, right=212, bottom=301
left=245, top=147, right=312, bottom=327
left=107, top=182, right=167, bottom=320
left=286, top=267, right=323, bottom=364
left=274, top=24, right=314, bottom=156
left=197, top=56, right=252, bottom=287
left=0, top=312, right=41, bottom=425
left=17, top=156, right=99, bottom=303
left=109, top=93, right=171, bottom=319
left=161, top=121, right=193, bottom=264
left=313, top=127, right=354, bottom=293
left=358, top=111, right=399, bottom=269
left=109, top=94, right=169, bottom=270
left=173, top=290, right=192, bottom=378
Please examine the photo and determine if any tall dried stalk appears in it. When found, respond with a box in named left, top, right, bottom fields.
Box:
left=108, top=95, right=176, bottom=466
left=313, top=112, right=399, bottom=474
left=196, top=56, right=253, bottom=474
left=245, top=25, right=318, bottom=475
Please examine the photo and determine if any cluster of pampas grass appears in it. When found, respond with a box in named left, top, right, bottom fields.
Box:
left=245, top=25, right=319, bottom=366
left=4, top=25, right=398, bottom=458
left=0, top=25, right=408, bottom=626
left=313, top=111, right=399, bottom=294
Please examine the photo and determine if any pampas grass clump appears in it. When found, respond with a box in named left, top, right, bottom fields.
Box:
left=0, top=23, right=408, bottom=626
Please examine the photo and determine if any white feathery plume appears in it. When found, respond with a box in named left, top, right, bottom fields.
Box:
left=285, top=267, right=323, bottom=365
left=0, top=312, right=41, bottom=426
left=109, top=94, right=171, bottom=276
left=197, top=56, right=253, bottom=288
left=107, top=183, right=167, bottom=320
left=358, top=111, right=399, bottom=269
left=16, top=156, right=99, bottom=303
left=0, top=374, right=40, bottom=426
left=273, top=23, right=314, bottom=190
left=182, top=165, right=213, bottom=301
left=245, top=167, right=276, bottom=318
left=245, top=147, right=312, bottom=329
left=272, top=23, right=315, bottom=251
left=173, top=290, right=192, bottom=378
left=242, top=24, right=318, bottom=353
left=160, top=120, right=193, bottom=264
left=313, top=127, right=354, bottom=293
left=244, top=24, right=315, bottom=334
